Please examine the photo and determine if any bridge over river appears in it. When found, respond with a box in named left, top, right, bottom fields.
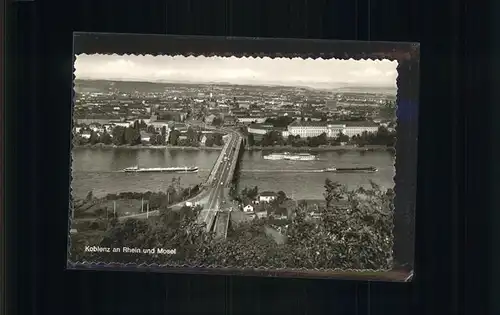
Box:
left=118, top=128, right=248, bottom=238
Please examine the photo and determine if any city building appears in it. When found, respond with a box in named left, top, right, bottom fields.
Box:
left=140, top=131, right=152, bottom=143
left=247, top=124, right=275, bottom=135
left=237, top=117, right=267, bottom=124
left=287, top=121, right=380, bottom=138
left=200, top=135, right=208, bottom=146
left=243, top=204, right=254, bottom=213
left=287, top=121, right=330, bottom=138
left=223, top=116, right=237, bottom=126
left=204, top=114, right=216, bottom=124
left=342, top=125, right=379, bottom=137
left=81, top=131, right=91, bottom=139
left=259, top=191, right=277, bottom=203
left=237, top=101, right=251, bottom=109
left=148, top=121, right=170, bottom=133
left=109, top=120, right=133, bottom=128
left=336, top=121, right=380, bottom=137
left=255, top=211, right=268, bottom=219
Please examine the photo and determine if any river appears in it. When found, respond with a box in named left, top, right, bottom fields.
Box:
left=71, top=147, right=395, bottom=200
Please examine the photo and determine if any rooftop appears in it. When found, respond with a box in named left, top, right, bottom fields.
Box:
left=248, top=123, right=274, bottom=129
left=260, top=191, right=277, bottom=197
left=289, top=121, right=328, bottom=127
left=329, top=120, right=380, bottom=127
left=288, top=120, right=381, bottom=128
left=140, top=131, right=153, bottom=137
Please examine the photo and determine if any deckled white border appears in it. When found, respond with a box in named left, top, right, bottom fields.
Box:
left=67, top=52, right=405, bottom=277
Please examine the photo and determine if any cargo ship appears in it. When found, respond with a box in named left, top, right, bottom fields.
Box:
left=123, top=166, right=199, bottom=173
left=263, top=152, right=317, bottom=161
left=324, top=166, right=378, bottom=173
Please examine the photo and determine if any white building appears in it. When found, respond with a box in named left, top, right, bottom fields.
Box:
left=243, top=204, right=254, bottom=213
left=140, top=131, right=153, bottom=142
left=259, top=192, right=277, bottom=203
left=89, top=125, right=105, bottom=133
left=200, top=135, right=208, bottom=146
left=327, top=125, right=347, bottom=138
left=237, top=117, right=267, bottom=124
left=255, top=211, right=268, bottom=219
left=287, top=121, right=380, bottom=138
left=247, top=124, right=273, bottom=135
left=81, top=131, right=91, bottom=139
left=287, top=121, right=329, bottom=138
left=342, top=126, right=379, bottom=137
left=109, top=121, right=133, bottom=128
left=238, top=101, right=251, bottom=109
left=204, top=114, right=217, bottom=124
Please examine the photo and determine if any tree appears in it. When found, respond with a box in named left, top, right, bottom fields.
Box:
left=246, top=186, right=259, bottom=200
left=89, top=131, right=99, bottom=145
left=379, top=100, right=397, bottom=120
left=99, top=131, right=112, bottom=145
left=124, top=127, right=141, bottom=145
left=212, top=117, right=223, bottom=126
left=276, top=191, right=287, bottom=204
left=146, top=125, right=156, bottom=134
left=247, top=134, right=255, bottom=146
left=169, top=130, right=181, bottom=145
left=213, top=133, right=224, bottom=146
left=186, top=127, right=198, bottom=146
left=133, top=120, right=140, bottom=130
left=261, top=131, right=284, bottom=147
left=317, top=132, right=328, bottom=146
left=319, top=179, right=394, bottom=269
left=204, top=135, right=215, bottom=147
left=70, top=180, right=394, bottom=271
left=112, top=126, right=126, bottom=145
left=373, top=125, right=396, bottom=147
left=264, top=116, right=294, bottom=128
left=336, top=132, right=349, bottom=144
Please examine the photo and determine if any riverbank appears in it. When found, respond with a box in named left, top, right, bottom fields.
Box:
left=73, top=144, right=223, bottom=151
left=245, top=145, right=394, bottom=152
left=73, top=143, right=392, bottom=152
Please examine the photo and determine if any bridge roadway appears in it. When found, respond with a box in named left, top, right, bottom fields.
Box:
left=118, top=129, right=242, bottom=224
left=196, top=131, right=241, bottom=232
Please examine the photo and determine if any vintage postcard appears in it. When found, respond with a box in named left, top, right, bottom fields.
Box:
left=67, top=33, right=419, bottom=281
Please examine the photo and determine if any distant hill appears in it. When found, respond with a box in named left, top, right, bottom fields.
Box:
left=74, top=79, right=396, bottom=95
left=333, top=86, right=397, bottom=95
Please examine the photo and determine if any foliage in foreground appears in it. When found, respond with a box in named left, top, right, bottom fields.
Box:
left=69, top=180, right=394, bottom=270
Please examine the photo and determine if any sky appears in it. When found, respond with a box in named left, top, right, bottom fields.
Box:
left=74, top=54, right=398, bottom=89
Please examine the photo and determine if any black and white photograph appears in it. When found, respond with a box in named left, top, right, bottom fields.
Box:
left=67, top=34, right=418, bottom=281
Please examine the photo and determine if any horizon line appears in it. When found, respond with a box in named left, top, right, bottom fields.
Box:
left=74, top=78, right=397, bottom=91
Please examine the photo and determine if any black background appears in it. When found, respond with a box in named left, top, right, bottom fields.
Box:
left=4, top=0, right=491, bottom=314
left=70, top=33, right=419, bottom=280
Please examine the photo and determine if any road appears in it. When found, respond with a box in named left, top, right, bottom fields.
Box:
left=197, top=130, right=241, bottom=231
left=116, top=127, right=242, bottom=223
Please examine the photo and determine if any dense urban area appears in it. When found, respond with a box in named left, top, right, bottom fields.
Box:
left=69, top=79, right=399, bottom=274
left=73, top=80, right=396, bottom=149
